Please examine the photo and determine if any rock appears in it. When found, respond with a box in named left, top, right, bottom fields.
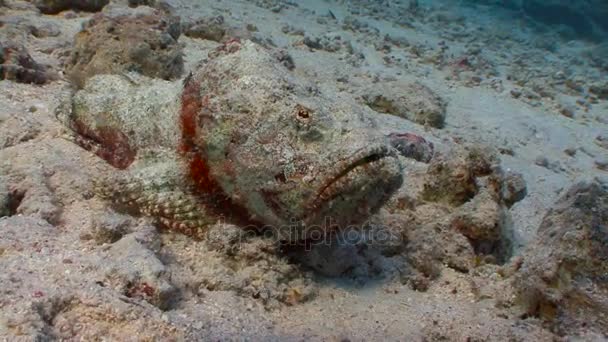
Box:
left=182, top=15, right=227, bottom=42
left=563, top=147, right=577, bottom=157
left=65, top=9, right=183, bottom=88
left=30, top=0, right=109, bottom=14
left=30, top=22, right=61, bottom=38
left=288, top=220, right=406, bottom=279
left=90, top=211, right=134, bottom=244
left=406, top=221, right=475, bottom=277
left=388, top=132, right=434, bottom=163
left=126, top=0, right=177, bottom=12
left=589, top=82, right=608, bottom=99
left=0, top=42, right=53, bottom=84
left=280, top=24, right=305, bottom=36
left=510, top=89, right=522, bottom=98
left=558, top=104, right=575, bottom=118
left=421, top=147, right=496, bottom=206
left=585, top=42, right=608, bottom=71
left=63, top=10, right=77, bottom=18
left=302, top=33, right=354, bottom=53
left=204, top=223, right=247, bottom=253
left=342, top=16, right=371, bottom=33
left=514, top=180, right=608, bottom=335
left=501, top=171, right=527, bottom=207
left=439, top=163, right=521, bottom=263
left=249, top=0, right=296, bottom=13
left=596, top=134, right=608, bottom=150
left=451, top=190, right=503, bottom=242
left=0, top=111, right=42, bottom=148
left=534, top=156, right=549, bottom=168
left=103, top=231, right=177, bottom=309
left=595, top=158, right=608, bottom=171
left=165, top=223, right=315, bottom=309
left=10, top=176, right=61, bottom=225
left=361, top=82, right=446, bottom=128
left=272, top=49, right=295, bottom=70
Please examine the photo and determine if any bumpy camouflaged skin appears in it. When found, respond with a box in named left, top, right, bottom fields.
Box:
left=66, top=40, right=403, bottom=241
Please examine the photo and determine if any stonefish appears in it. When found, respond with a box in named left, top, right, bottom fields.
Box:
left=64, top=40, right=404, bottom=241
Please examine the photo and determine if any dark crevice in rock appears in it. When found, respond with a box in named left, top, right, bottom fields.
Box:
left=6, top=189, right=24, bottom=216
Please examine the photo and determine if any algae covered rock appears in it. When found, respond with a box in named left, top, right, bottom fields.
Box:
left=421, top=147, right=496, bottom=206
left=500, top=170, right=527, bottom=207
left=450, top=189, right=504, bottom=242
left=362, top=81, right=447, bottom=128
left=65, top=8, right=183, bottom=88
left=514, top=180, right=608, bottom=335
left=182, top=15, right=227, bottom=42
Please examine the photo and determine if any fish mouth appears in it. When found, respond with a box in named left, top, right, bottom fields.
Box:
left=304, top=145, right=403, bottom=224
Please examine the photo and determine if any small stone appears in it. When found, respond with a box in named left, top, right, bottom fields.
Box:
left=595, top=158, right=608, bottom=171
left=31, top=23, right=61, bottom=38
left=564, top=148, right=577, bottom=157
left=182, top=15, right=227, bottom=42
left=553, top=71, right=566, bottom=80
left=589, top=82, right=608, bottom=99
left=510, top=89, right=522, bottom=99
left=565, top=79, right=584, bottom=93
left=559, top=105, right=575, bottom=118
left=63, top=11, right=77, bottom=19
left=502, top=171, right=527, bottom=207
left=596, top=135, right=608, bottom=150
left=535, top=156, right=549, bottom=168
left=91, top=213, right=133, bottom=244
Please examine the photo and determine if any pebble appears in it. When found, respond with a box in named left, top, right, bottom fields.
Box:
left=595, top=135, right=608, bottom=150
left=564, top=148, right=577, bottom=157
left=553, top=71, right=566, bottom=80
left=559, top=106, right=575, bottom=118
left=63, top=11, right=77, bottom=19
left=502, top=171, right=527, bottom=207
left=595, top=159, right=608, bottom=171
left=510, top=89, right=522, bottom=99
left=535, top=156, right=549, bottom=168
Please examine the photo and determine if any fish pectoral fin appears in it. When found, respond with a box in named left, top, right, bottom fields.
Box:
left=93, top=171, right=214, bottom=240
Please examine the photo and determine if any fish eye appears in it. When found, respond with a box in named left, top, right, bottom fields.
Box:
left=294, top=104, right=312, bottom=123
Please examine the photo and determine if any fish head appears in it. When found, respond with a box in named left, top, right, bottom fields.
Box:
left=193, top=41, right=404, bottom=240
